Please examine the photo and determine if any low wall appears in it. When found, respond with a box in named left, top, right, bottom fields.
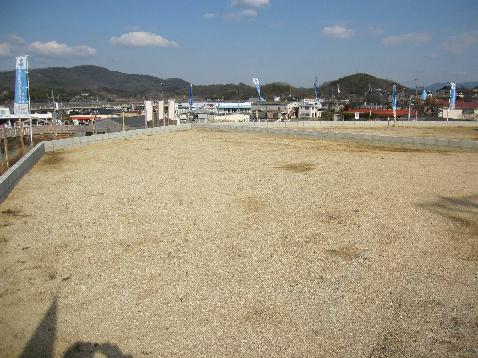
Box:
left=0, top=125, right=191, bottom=203
left=193, top=123, right=478, bottom=150
left=0, top=142, right=45, bottom=203
left=202, top=120, right=478, bottom=128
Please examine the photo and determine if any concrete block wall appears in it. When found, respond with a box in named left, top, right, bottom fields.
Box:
left=0, top=142, right=45, bottom=203
left=216, top=120, right=478, bottom=129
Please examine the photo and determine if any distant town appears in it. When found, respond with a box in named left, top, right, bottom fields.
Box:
left=1, top=65, right=478, bottom=127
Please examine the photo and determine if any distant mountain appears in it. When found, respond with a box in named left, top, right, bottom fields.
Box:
left=426, top=82, right=478, bottom=92
left=0, top=65, right=410, bottom=102
left=0, top=65, right=189, bottom=101
left=320, top=73, right=409, bottom=99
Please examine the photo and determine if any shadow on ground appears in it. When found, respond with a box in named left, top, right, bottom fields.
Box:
left=419, top=194, right=478, bottom=261
left=19, top=296, right=132, bottom=358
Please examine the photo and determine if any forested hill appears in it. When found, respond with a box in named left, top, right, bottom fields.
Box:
left=0, top=65, right=407, bottom=102
left=0, top=65, right=188, bottom=101
left=320, top=73, right=408, bottom=98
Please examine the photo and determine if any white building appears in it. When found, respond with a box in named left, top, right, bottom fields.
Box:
left=298, top=99, right=323, bottom=119
left=439, top=102, right=478, bottom=120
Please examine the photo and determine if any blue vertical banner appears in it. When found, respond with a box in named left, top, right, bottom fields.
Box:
left=14, top=56, right=30, bottom=117
left=391, top=85, right=397, bottom=111
left=449, top=82, right=457, bottom=110
left=313, top=77, right=319, bottom=101
left=188, top=83, right=193, bottom=111
left=391, top=85, right=397, bottom=119
left=421, top=89, right=427, bottom=101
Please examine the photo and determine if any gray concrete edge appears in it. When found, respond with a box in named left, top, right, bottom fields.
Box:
left=0, top=142, right=45, bottom=203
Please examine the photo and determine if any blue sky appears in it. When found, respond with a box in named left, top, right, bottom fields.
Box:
left=1, top=0, right=477, bottom=87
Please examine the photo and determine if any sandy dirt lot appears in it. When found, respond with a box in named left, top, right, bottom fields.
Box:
left=1, top=129, right=477, bottom=357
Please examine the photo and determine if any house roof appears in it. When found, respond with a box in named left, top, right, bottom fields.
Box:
left=344, top=109, right=414, bottom=116
left=436, top=100, right=478, bottom=109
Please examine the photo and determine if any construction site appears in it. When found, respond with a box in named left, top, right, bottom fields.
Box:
left=0, top=124, right=477, bottom=357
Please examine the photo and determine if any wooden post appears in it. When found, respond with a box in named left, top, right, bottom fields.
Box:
left=29, top=117, right=33, bottom=146
left=18, top=118, right=25, bottom=152
left=3, top=128, right=9, bottom=168
left=122, top=111, right=125, bottom=131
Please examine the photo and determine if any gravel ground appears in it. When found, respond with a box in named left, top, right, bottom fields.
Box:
left=0, top=129, right=477, bottom=357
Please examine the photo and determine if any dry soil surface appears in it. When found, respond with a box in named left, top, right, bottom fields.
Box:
left=0, top=129, right=477, bottom=357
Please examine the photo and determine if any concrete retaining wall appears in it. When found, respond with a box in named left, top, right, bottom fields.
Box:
left=0, top=125, right=192, bottom=203
left=193, top=123, right=478, bottom=150
left=0, top=142, right=45, bottom=203
left=204, top=120, right=478, bottom=128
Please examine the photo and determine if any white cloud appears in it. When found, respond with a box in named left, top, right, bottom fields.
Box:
left=382, top=32, right=430, bottom=46
left=0, top=43, right=12, bottom=58
left=29, top=41, right=96, bottom=57
left=110, top=31, right=178, bottom=48
left=231, top=0, right=270, bottom=8
left=224, top=8, right=258, bottom=20
left=442, top=30, right=478, bottom=54
left=321, top=25, right=354, bottom=39
left=223, top=0, right=269, bottom=20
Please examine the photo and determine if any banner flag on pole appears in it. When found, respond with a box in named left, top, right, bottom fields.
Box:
left=449, top=82, right=457, bottom=110
left=313, top=77, right=319, bottom=101
left=14, top=56, right=30, bottom=117
left=252, top=77, right=264, bottom=102
left=420, top=89, right=427, bottom=101
left=337, top=83, right=341, bottom=94
left=313, top=76, right=322, bottom=109
left=188, top=83, right=193, bottom=111
left=391, top=85, right=397, bottom=118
